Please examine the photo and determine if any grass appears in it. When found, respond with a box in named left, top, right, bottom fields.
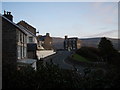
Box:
left=72, top=54, right=90, bottom=63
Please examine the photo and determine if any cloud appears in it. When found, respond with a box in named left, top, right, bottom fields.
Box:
left=83, top=30, right=118, bottom=38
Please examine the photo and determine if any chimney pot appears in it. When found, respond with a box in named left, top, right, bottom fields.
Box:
left=46, top=33, right=50, bottom=37
left=4, top=10, right=6, bottom=15
left=3, top=11, right=13, bottom=21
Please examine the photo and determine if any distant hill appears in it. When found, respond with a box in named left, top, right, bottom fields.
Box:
left=52, top=37, right=64, bottom=49
left=80, top=37, right=101, bottom=48
left=52, top=37, right=120, bottom=50
left=80, top=37, right=120, bottom=50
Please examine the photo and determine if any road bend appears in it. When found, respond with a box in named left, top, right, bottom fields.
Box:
left=44, top=51, right=73, bottom=70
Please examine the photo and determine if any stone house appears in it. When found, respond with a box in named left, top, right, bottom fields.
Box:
left=37, top=33, right=53, bottom=50
left=2, top=11, right=27, bottom=69
left=17, top=21, right=37, bottom=59
left=64, top=36, right=81, bottom=51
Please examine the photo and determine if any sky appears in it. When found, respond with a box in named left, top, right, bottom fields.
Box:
left=1, top=1, right=118, bottom=38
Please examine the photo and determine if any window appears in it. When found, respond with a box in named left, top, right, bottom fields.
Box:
left=24, top=35, right=26, bottom=43
left=24, top=47, right=27, bottom=58
left=20, top=32, right=22, bottom=42
left=16, top=30, right=19, bottom=42
left=20, top=46, right=22, bottom=59
left=22, top=46, right=24, bottom=58
left=17, top=45, right=21, bottom=59
left=21, top=33, right=24, bottom=43
left=29, top=37, right=33, bottom=43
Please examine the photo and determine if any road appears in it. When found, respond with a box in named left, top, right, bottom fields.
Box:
left=43, top=51, right=86, bottom=75
left=44, top=51, right=73, bottom=69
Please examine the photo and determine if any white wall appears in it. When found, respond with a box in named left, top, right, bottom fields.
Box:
left=37, top=50, right=56, bottom=59
left=32, top=62, right=37, bottom=71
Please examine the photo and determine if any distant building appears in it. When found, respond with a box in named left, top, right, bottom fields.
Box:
left=64, top=36, right=81, bottom=50
left=17, top=21, right=37, bottom=59
left=37, top=33, right=53, bottom=50
left=2, top=11, right=27, bottom=69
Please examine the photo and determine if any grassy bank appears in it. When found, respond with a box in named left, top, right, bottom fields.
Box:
left=72, top=54, right=90, bottom=63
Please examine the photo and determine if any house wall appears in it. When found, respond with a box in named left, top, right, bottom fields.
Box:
left=2, top=18, right=17, bottom=68
left=2, top=17, right=27, bottom=70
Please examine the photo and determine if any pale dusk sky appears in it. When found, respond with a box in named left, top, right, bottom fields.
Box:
left=1, top=0, right=119, bottom=38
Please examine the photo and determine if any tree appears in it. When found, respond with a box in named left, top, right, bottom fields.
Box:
left=98, top=37, right=117, bottom=63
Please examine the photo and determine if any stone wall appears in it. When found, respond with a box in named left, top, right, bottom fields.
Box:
left=2, top=17, right=17, bottom=69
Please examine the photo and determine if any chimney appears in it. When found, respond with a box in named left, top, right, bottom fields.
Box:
left=3, top=10, right=13, bottom=21
left=46, top=33, right=50, bottom=37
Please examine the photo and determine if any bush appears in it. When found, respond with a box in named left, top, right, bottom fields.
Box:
left=3, top=61, right=83, bottom=89
left=3, top=58, right=120, bottom=89
left=76, top=47, right=100, bottom=62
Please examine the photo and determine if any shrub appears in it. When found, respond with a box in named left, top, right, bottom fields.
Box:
left=76, top=47, right=100, bottom=62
